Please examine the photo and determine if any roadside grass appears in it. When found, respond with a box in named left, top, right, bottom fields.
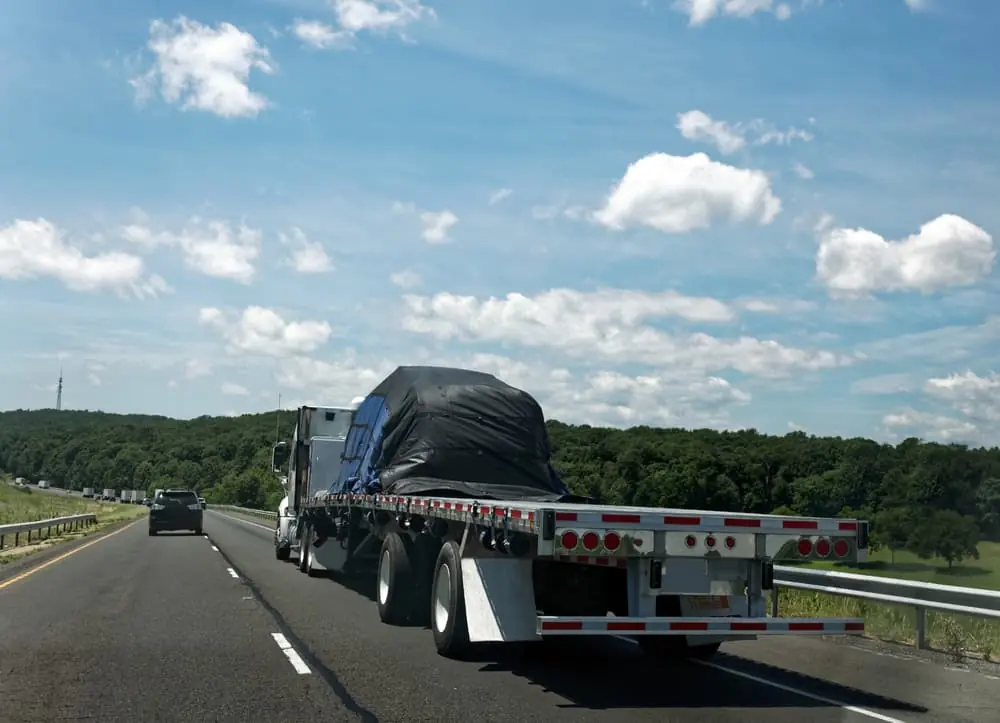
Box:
left=775, top=541, right=1000, bottom=661
left=0, top=483, right=147, bottom=564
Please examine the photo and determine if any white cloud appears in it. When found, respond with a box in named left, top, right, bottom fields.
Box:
left=275, top=350, right=752, bottom=429
left=185, top=359, right=212, bottom=379
left=905, top=0, right=929, bottom=11
left=0, top=218, right=169, bottom=298
left=331, top=0, right=435, bottom=39
left=130, top=16, right=275, bottom=119
left=401, top=288, right=849, bottom=378
left=199, top=306, right=333, bottom=357
left=391, top=201, right=459, bottom=243
left=279, top=227, right=334, bottom=273
left=592, top=152, right=782, bottom=233
left=816, top=214, right=994, bottom=296
left=676, top=110, right=814, bottom=155
left=676, top=110, right=746, bottom=154
left=882, top=407, right=978, bottom=442
left=673, top=0, right=796, bottom=27
left=221, top=381, right=250, bottom=396
left=389, top=269, right=422, bottom=288
left=925, top=370, right=1000, bottom=424
left=793, top=163, right=814, bottom=180
left=488, top=188, right=513, bottom=205
left=291, top=20, right=348, bottom=49
left=122, top=216, right=262, bottom=284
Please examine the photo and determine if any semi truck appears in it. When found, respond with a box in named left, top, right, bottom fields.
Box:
left=273, top=402, right=359, bottom=564
left=273, top=365, right=870, bottom=661
left=131, top=489, right=143, bottom=504
left=102, top=488, right=115, bottom=501
left=82, top=487, right=95, bottom=499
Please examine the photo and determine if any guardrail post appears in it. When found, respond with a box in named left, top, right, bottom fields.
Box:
left=915, top=606, right=926, bottom=650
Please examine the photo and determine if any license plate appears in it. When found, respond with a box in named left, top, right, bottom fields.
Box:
left=686, top=595, right=730, bottom=611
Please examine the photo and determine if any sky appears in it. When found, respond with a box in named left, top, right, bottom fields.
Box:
left=1, top=0, right=999, bottom=445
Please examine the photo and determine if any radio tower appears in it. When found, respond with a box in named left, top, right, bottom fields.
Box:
left=56, top=368, right=63, bottom=411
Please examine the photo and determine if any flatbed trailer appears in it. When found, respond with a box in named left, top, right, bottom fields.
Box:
left=300, top=495, right=869, bottom=656
left=284, top=366, right=870, bottom=660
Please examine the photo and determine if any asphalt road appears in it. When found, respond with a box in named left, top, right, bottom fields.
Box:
left=1, top=512, right=998, bottom=723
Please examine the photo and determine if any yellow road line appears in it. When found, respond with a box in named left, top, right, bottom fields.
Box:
left=0, top=518, right=144, bottom=591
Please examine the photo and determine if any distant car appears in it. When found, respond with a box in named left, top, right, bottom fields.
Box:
left=198, top=497, right=207, bottom=509
left=148, top=489, right=203, bottom=536
left=141, top=497, right=151, bottom=506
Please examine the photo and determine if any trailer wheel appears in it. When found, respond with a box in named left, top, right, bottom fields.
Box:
left=275, top=543, right=291, bottom=561
left=430, top=540, right=470, bottom=658
left=376, top=533, right=415, bottom=626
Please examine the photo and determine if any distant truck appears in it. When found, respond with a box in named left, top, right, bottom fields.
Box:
left=38, top=480, right=50, bottom=489
left=131, top=490, right=142, bottom=504
left=82, top=487, right=95, bottom=499
left=102, top=488, right=115, bottom=501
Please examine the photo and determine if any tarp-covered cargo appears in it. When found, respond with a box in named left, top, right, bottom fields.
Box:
left=330, top=365, right=570, bottom=501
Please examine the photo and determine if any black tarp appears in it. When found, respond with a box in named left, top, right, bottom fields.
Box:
left=363, top=365, right=570, bottom=501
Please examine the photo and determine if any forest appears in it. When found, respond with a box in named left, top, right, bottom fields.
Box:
left=0, top=408, right=997, bottom=568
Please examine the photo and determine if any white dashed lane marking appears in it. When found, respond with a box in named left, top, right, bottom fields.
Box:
left=271, top=632, right=312, bottom=675
left=226, top=567, right=239, bottom=579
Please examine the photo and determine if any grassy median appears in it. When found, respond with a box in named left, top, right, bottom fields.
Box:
left=775, top=541, right=1000, bottom=661
left=0, top=482, right=148, bottom=564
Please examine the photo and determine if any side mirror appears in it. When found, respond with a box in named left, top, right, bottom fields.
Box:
left=271, top=441, right=290, bottom=474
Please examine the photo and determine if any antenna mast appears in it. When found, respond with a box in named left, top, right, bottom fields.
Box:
left=56, top=368, right=63, bottom=411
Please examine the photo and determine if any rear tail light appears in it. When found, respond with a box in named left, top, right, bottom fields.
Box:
left=685, top=535, right=697, bottom=548
left=581, top=531, right=600, bottom=551
left=560, top=530, right=578, bottom=550
left=724, top=536, right=736, bottom=549
left=187, top=504, right=202, bottom=511
left=797, top=538, right=813, bottom=556
left=603, top=532, right=622, bottom=551
left=815, top=538, right=831, bottom=558
left=833, top=539, right=850, bottom=558
left=705, top=535, right=717, bottom=548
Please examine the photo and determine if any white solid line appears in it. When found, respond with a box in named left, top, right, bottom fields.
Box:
left=226, top=567, right=239, bottom=579
left=271, top=632, right=311, bottom=675
left=211, top=545, right=219, bottom=551
left=696, top=660, right=909, bottom=723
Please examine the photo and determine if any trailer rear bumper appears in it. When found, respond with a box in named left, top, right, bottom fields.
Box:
left=536, top=616, right=864, bottom=637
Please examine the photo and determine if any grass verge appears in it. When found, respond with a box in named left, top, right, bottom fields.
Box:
left=0, top=483, right=147, bottom=564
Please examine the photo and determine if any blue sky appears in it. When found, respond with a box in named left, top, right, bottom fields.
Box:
left=1, top=0, right=998, bottom=445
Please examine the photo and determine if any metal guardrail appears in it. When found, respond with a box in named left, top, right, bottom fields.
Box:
left=0, top=514, right=97, bottom=550
left=772, top=565, right=1000, bottom=649
left=212, top=505, right=277, bottom=520
left=212, top=504, right=1000, bottom=650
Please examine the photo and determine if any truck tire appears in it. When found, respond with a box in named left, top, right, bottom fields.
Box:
left=376, top=533, right=415, bottom=626
left=298, top=527, right=310, bottom=573
left=430, top=540, right=470, bottom=659
left=275, top=543, right=291, bottom=561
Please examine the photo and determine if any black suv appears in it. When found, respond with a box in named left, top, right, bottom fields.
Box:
left=149, top=489, right=204, bottom=536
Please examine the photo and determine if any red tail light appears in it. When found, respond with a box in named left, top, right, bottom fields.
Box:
left=581, top=531, right=600, bottom=551
left=815, top=538, right=831, bottom=558
left=685, top=535, right=697, bottom=548
left=797, top=538, right=813, bottom=556
left=705, top=535, right=717, bottom=548
left=724, top=536, right=736, bottom=549
left=833, top=539, right=850, bottom=558
left=560, top=530, right=578, bottom=550
left=603, top=532, right=622, bottom=551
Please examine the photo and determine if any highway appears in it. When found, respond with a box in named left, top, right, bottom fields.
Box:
left=1, top=513, right=997, bottom=723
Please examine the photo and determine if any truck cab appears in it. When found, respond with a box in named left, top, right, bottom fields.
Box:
left=273, top=401, right=360, bottom=563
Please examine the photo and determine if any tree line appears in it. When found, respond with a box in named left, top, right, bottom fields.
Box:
left=1, top=409, right=996, bottom=568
